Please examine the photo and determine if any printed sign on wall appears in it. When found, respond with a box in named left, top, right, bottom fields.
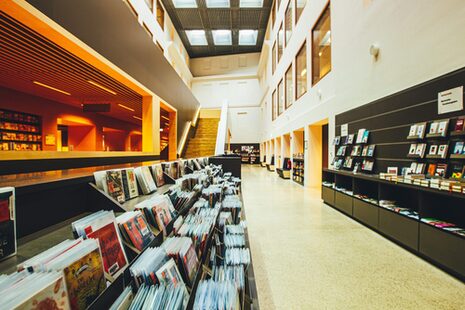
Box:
left=341, top=123, right=348, bottom=136
left=438, top=86, right=463, bottom=114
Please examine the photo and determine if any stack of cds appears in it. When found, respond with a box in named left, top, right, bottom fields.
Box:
left=136, top=194, right=175, bottom=234
left=201, top=185, right=222, bottom=207
left=0, top=270, right=71, bottom=309
left=193, top=280, right=239, bottom=310
left=128, top=283, right=189, bottom=310
left=18, top=238, right=106, bottom=309
left=130, top=247, right=185, bottom=288
left=117, top=211, right=155, bottom=251
left=225, top=248, right=251, bottom=266
left=212, top=265, right=245, bottom=290
left=72, top=210, right=128, bottom=279
left=162, top=237, right=199, bottom=287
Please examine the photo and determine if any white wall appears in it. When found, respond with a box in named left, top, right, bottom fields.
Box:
left=229, top=107, right=262, bottom=143
left=262, top=0, right=465, bottom=142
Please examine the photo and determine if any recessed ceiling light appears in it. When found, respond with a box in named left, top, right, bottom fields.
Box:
left=172, top=0, right=197, bottom=8
left=239, top=0, right=263, bottom=8
left=206, top=0, right=229, bottom=8
left=238, top=30, right=258, bottom=45
left=87, top=80, right=117, bottom=95
left=33, top=81, right=71, bottom=96
left=118, top=104, right=135, bottom=112
left=186, top=30, right=208, bottom=46
left=212, top=30, right=232, bottom=45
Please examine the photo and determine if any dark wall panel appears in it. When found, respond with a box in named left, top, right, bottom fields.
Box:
left=27, top=0, right=200, bottom=144
left=335, top=67, right=465, bottom=174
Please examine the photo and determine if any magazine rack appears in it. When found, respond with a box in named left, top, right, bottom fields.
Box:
left=322, top=168, right=465, bottom=281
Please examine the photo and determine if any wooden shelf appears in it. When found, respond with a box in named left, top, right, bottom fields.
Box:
left=450, top=131, right=465, bottom=137
left=425, top=154, right=446, bottom=159
left=450, top=154, right=465, bottom=159
left=426, top=133, right=447, bottom=138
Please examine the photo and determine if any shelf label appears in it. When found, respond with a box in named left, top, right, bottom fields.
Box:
left=341, top=123, right=348, bottom=136
left=438, top=86, right=463, bottom=114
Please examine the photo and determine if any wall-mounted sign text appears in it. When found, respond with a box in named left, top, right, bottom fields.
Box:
left=438, top=86, right=463, bottom=114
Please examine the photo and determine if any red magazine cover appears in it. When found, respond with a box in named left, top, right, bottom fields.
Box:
left=123, top=214, right=153, bottom=251
left=88, top=222, right=127, bottom=277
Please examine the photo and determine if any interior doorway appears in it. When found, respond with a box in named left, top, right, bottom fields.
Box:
left=306, top=119, right=329, bottom=188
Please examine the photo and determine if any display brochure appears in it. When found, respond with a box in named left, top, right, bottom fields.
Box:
left=453, top=141, right=464, bottom=154
left=117, top=211, right=155, bottom=251
left=437, top=144, right=449, bottom=159
left=435, top=163, right=448, bottom=178
left=454, top=118, right=464, bottom=131
left=152, top=164, right=166, bottom=187
left=347, top=134, right=355, bottom=144
left=367, top=145, right=376, bottom=157
left=408, top=124, right=417, bottom=137
left=437, top=119, right=449, bottom=136
left=0, top=187, right=15, bottom=261
left=429, top=144, right=438, bottom=155
left=134, top=166, right=157, bottom=195
left=415, top=144, right=427, bottom=158
left=356, top=129, right=365, bottom=144
left=408, top=144, right=417, bottom=155
left=451, top=164, right=463, bottom=179
left=106, top=170, right=125, bottom=203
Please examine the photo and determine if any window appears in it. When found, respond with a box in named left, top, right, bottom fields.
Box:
left=277, top=23, right=284, bottom=62
left=156, top=0, right=164, bottom=29
left=295, top=42, right=307, bottom=100
left=278, top=79, right=284, bottom=115
left=272, top=42, right=276, bottom=74
left=285, top=64, right=293, bottom=108
left=284, top=1, right=293, bottom=45
left=296, top=0, right=307, bottom=22
left=145, top=0, right=154, bottom=10
left=312, top=4, right=331, bottom=85
left=271, top=0, right=276, bottom=26
left=272, top=89, right=277, bottom=120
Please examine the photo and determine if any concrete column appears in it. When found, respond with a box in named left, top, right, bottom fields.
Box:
left=142, top=95, right=160, bottom=154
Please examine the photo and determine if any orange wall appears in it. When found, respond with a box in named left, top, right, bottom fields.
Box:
left=0, top=87, right=141, bottom=151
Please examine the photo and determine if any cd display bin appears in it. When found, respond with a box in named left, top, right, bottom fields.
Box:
left=322, top=168, right=465, bottom=281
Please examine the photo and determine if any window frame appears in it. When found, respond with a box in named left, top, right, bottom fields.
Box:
left=156, top=0, right=165, bottom=30
left=311, top=2, right=332, bottom=86
left=272, top=89, right=277, bottom=121
left=295, top=0, right=307, bottom=23
left=284, top=0, right=293, bottom=46
left=272, top=41, right=277, bottom=74
left=285, top=63, right=293, bottom=109
left=277, top=22, right=284, bottom=62
left=294, top=41, right=307, bottom=101
left=277, top=78, right=284, bottom=116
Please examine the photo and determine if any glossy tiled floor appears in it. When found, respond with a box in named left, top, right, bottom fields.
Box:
left=242, top=165, right=465, bottom=309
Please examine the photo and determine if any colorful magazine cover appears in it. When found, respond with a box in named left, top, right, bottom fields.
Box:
left=87, top=221, right=128, bottom=278
left=122, top=213, right=154, bottom=251
left=106, top=170, right=125, bottom=203
left=152, top=164, right=165, bottom=187
left=16, top=274, right=71, bottom=310
left=63, top=247, right=106, bottom=310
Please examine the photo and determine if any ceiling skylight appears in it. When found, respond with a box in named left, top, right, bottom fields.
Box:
left=186, top=30, right=208, bottom=46
left=239, top=0, right=263, bottom=8
left=206, top=0, right=230, bottom=8
left=212, top=30, right=232, bottom=45
left=238, top=30, right=258, bottom=45
left=172, top=0, right=197, bottom=8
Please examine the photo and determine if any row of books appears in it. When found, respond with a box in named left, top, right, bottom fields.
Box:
left=0, top=187, right=15, bottom=261
left=333, top=157, right=375, bottom=172
left=408, top=119, right=449, bottom=139
left=333, top=128, right=370, bottom=145
left=0, top=161, right=221, bottom=309
left=378, top=200, right=419, bottom=219
left=421, top=218, right=465, bottom=237
left=336, top=144, right=375, bottom=157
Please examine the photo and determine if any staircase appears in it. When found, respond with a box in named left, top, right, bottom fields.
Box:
left=184, top=118, right=219, bottom=158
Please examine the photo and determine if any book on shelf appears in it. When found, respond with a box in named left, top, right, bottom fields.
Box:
left=151, top=164, right=166, bottom=187
left=162, top=236, right=199, bottom=287
left=332, top=136, right=341, bottom=145
left=72, top=211, right=128, bottom=280
left=356, top=129, right=365, bottom=144
left=454, top=118, right=464, bottom=131
left=136, top=195, right=174, bottom=234
left=18, top=238, right=106, bottom=310
left=428, top=144, right=438, bottom=155
left=416, top=122, right=426, bottom=138
left=0, top=187, right=15, bottom=261
left=117, top=211, right=155, bottom=251
left=415, top=144, right=427, bottom=158
left=427, top=163, right=437, bottom=177
left=361, top=145, right=368, bottom=156
left=367, top=145, right=376, bottom=157
left=435, top=163, right=448, bottom=178
left=134, top=166, right=157, bottom=195
left=362, top=130, right=370, bottom=143
left=346, top=134, right=355, bottom=144
left=109, top=286, right=133, bottom=310
left=106, top=170, right=125, bottom=203
left=121, top=168, right=139, bottom=200
left=452, top=141, right=465, bottom=155
left=362, top=159, right=374, bottom=171
left=450, top=164, right=463, bottom=179
left=0, top=270, right=71, bottom=310
left=437, top=119, right=449, bottom=136
left=408, top=144, right=417, bottom=155
left=429, top=121, right=439, bottom=134
left=124, top=283, right=188, bottom=310
left=437, top=144, right=448, bottom=159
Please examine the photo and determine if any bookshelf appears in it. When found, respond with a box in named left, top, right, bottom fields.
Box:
left=323, top=167, right=465, bottom=281
left=292, top=156, right=304, bottom=185
left=0, top=108, right=42, bottom=151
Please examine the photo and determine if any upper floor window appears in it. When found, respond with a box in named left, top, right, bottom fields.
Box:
left=312, top=4, right=331, bottom=85
left=278, top=78, right=284, bottom=115
left=296, top=0, right=306, bottom=22
left=157, top=0, right=165, bottom=29
left=278, top=23, right=284, bottom=62
left=271, top=0, right=276, bottom=27
left=272, top=89, right=277, bottom=120
left=285, top=64, right=293, bottom=108
left=295, top=42, right=307, bottom=100
left=272, top=41, right=277, bottom=74
left=285, top=1, right=293, bottom=45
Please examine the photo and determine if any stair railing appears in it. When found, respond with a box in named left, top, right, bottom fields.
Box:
left=215, top=101, right=229, bottom=155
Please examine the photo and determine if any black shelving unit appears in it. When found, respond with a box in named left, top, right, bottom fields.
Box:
left=322, top=168, right=465, bottom=281
left=0, top=108, right=42, bottom=151
left=292, top=158, right=304, bottom=185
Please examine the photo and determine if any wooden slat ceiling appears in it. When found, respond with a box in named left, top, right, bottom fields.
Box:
left=0, top=11, right=143, bottom=125
left=161, top=0, right=272, bottom=58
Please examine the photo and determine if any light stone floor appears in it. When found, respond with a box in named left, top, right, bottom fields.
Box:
left=241, top=165, right=465, bottom=310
